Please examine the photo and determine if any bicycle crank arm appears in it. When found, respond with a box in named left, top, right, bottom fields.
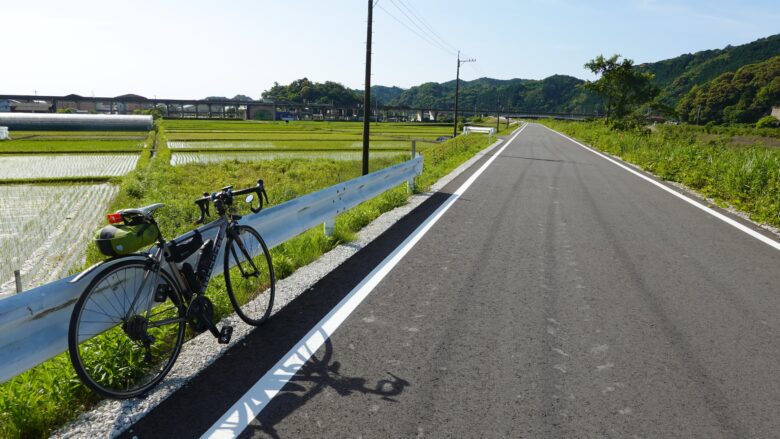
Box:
left=203, top=318, right=233, bottom=344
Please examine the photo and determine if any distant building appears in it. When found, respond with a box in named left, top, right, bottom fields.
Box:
left=114, top=94, right=150, bottom=113
left=11, top=100, right=51, bottom=113
left=56, top=94, right=96, bottom=113
left=772, top=106, right=780, bottom=119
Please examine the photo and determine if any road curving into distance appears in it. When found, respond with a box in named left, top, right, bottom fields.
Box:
left=122, top=123, right=780, bottom=438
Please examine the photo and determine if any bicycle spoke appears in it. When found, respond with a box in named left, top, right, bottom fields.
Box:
left=70, top=261, right=185, bottom=399
left=225, top=226, right=275, bottom=326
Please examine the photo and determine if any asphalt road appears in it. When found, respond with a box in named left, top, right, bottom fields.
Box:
left=124, top=123, right=780, bottom=438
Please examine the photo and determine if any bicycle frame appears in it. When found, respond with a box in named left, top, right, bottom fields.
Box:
left=68, top=180, right=271, bottom=398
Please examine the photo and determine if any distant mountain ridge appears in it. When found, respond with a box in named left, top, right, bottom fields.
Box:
left=374, top=75, right=601, bottom=113
left=637, top=34, right=780, bottom=105
left=371, top=33, right=780, bottom=117
left=259, top=33, right=779, bottom=121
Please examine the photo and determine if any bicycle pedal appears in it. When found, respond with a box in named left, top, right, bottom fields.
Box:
left=218, top=325, right=233, bottom=344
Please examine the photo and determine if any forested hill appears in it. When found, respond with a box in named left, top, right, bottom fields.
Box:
left=638, top=34, right=780, bottom=105
left=378, top=34, right=780, bottom=113
left=259, top=33, right=779, bottom=119
left=261, top=77, right=601, bottom=113
left=370, top=86, right=405, bottom=105
left=383, top=76, right=601, bottom=113
left=676, top=56, right=780, bottom=124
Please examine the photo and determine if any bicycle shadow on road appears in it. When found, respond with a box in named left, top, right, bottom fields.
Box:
left=237, top=337, right=410, bottom=439
left=122, top=183, right=457, bottom=438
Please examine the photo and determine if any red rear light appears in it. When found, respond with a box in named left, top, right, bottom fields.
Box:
left=107, top=213, right=123, bottom=224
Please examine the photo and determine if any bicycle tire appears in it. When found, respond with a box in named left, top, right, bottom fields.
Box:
left=224, top=225, right=275, bottom=326
left=68, top=257, right=186, bottom=399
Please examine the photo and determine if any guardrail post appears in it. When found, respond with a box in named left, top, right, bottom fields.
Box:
left=408, top=140, right=417, bottom=193
left=14, top=271, right=22, bottom=294
left=11, top=257, right=22, bottom=294
left=323, top=217, right=335, bottom=237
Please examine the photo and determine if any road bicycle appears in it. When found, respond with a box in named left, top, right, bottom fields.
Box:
left=67, top=180, right=275, bottom=399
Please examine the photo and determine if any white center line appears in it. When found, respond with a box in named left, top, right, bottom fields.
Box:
left=201, top=124, right=529, bottom=439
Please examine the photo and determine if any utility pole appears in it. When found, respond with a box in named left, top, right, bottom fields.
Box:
left=496, top=95, right=501, bottom=131
left=362, top=0, right=373, bottom=175
left=453, top=51, right=476, bottom=138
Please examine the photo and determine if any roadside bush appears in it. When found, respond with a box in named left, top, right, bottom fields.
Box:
left=756, top=115, right=780, bottom=129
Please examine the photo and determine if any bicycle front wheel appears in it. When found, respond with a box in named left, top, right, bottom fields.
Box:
left=68, top=258, right=186, bottom=399
left=224, top=225, right=275, bottom=326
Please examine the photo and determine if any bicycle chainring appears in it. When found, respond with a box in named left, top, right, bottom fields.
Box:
left=186, top=295, right=214, bottom=333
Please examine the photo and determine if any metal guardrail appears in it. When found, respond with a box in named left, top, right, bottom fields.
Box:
left=463, top=126, right=496, bottom=135
left=0, top=156, right=423, bottom=384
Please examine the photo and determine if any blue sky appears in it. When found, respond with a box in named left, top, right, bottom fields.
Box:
left=3, top=0, right=779, bottom=99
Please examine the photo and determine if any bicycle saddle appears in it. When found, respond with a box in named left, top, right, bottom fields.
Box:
left=119, top=203, right=165, bottom=220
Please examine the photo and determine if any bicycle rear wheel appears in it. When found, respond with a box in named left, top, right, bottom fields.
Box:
left=224, top=225, right=275, bottom=326
left=68, top=258, right=186, bottom=399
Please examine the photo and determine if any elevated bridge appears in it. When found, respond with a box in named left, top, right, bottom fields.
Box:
left=0, top=94, right=601, bottom=122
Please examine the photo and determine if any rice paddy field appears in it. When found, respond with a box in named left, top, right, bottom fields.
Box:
left=163, top=119, right=449, bottom=165
left=0, top=130, right=146, bottom=154
left=0, top=154, right=139, bottom=180
left=170, top=150, right=408, bottom=165
left=164, top=119, right=451, bottom=140
left=0, top=183, right=119, bottom=297
left=167, top=140, right=412, bottom=150
left=0, top=129, right=147, bottom=297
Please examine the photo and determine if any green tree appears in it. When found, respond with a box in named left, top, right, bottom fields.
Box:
left=583, top=54, right=658, bottom=125
left=133, top=108, right=164, bottom=120
left=261, top=78, right=361, bottom=107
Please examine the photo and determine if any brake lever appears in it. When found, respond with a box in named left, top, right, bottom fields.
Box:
left=249, top=180, right=269, bottom=214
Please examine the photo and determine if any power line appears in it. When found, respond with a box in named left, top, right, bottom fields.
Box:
left=376, top=3, right=455, bottom=57
left=387, top=0, right=456, bottom=56
left=394, top=0, right=459, bottom=54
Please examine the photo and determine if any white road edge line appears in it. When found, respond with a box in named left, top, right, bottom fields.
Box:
left=201, top=124, right=529, bottom=439
left=540, top=123, right=780, bottom=252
